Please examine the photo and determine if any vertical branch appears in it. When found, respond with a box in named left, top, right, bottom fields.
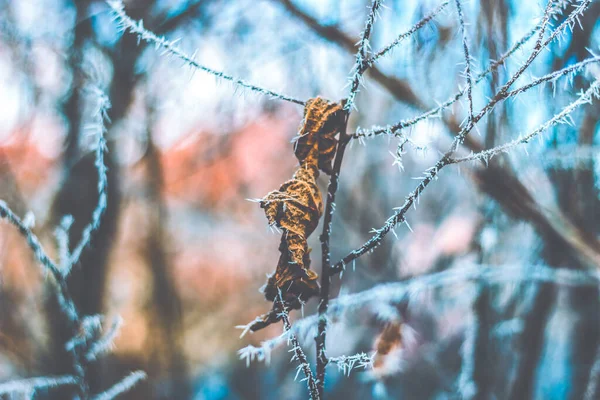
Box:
left=344, top=0, right=383, bottom=112
left=315, top=1, right=383, bottom=396
left=316, top=129, right=349, bottom=396
left=454, top=0, right=474, bottom=124
left=0, top=87, right=112, bottom=399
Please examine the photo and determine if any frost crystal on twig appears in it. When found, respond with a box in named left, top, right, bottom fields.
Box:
left=91, top=371, right=147, bottom=400
left=329, top=353, right=374, bottom=376
left=0, top=376, right=79, bottom=396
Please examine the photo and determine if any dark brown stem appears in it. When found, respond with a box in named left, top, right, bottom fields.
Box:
left=316, top=122, right=350, bottom=397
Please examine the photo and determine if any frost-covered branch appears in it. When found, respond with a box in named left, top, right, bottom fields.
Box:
left=352, top=0, right=589, bottom=139
left=503, top=55, right=600, bottom=99
left=333, top=263, right=600, bottom=312
left=85, top=316, right=123, bottom=362
left=106, top=0, right=305, bottom=106
left=365, top=1, right=450, bottom=67
left=278, top=296, right=320, bottom=400
left=238, top=319, right=315, bottom=367
left=65, top=87, right=110, bottom=275
left=449, top=80, right=600, bottom=165
left=0, top=201, right=62, bottom=279
left=328, top=353, right=374, bottom=376
left=243, top=262, right=600, bottom=358
left=336, top=1, right=592, bottom=270
left=344, top=0, right=384, bottom=111
left=0, top=375, right=79, bottom=396
left=0, top=86, right=144, bottom=399
left=316, top=2, right=385, bottom=394
left=91, top=371, right=147, bottom=400
left=454, top=0, right=473, bottom=123
left=496, top=0, right=587, bottom=94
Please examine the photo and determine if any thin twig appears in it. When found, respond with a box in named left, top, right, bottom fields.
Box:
left=365, top=1, right=450, bottom=67
left=277, top=295, right=320, bottom=400
left=448, top=80, right=600, bottom=165
left=66, top=87, right=110, bottom=274
left=454, top=0, right=474, bottom=124
left=328, top=353, right=374, bottom=376
left=106, top=0, right=305, bottom=106
left=333, top=0, right=592, bottom=274
left=0, top=86, right=142, bottom=399
left=0, top=202, right=62, bottom=279
left=344, top=0, right=384, bottom=112
left=352, top=0, right=585, bottom=139
left=0, top=375, right=79, bottom=395
left=91, top=371, right=147, bottom=400
left=241, top=262, right=600, bottom=362
left=502, top=55, right=600, bottom=100
left=316, top=1, right=384, bottom=395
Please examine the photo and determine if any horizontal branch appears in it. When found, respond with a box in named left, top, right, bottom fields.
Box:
left=0, top=375, right=79, bottom=395
left=107, top=0, right=305, bottom=106
left=328, top=352, right=374, bottom=376
left=241, top=262, right=600, bottom=361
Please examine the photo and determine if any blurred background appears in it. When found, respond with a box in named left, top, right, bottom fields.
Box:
left=0, top=0, right=599, bottom=399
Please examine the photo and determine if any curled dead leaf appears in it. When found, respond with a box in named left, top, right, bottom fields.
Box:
left=259, top=163, right=322, bottom=306
left=249, top=97, right=345, bottom=332
left=294, top=97, right=345, bottom=175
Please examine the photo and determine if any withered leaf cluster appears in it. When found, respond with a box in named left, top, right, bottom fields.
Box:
left=250, top=97, right=345, bottom=332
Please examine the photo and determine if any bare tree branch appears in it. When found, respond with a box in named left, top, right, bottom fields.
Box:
left=107, top=0, right=306, bottom=105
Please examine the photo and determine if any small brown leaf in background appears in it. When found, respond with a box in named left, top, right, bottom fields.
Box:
left=373, top=321, right=404, bottom=377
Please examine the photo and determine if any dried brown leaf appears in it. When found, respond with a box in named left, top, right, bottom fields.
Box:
left=260, top=163, right=322, bottom=305
left=294, top=97, right=345, bottom=175
left=250, top=97, right=345, bottom=332
left=373, top=321, right=403, bottom=370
